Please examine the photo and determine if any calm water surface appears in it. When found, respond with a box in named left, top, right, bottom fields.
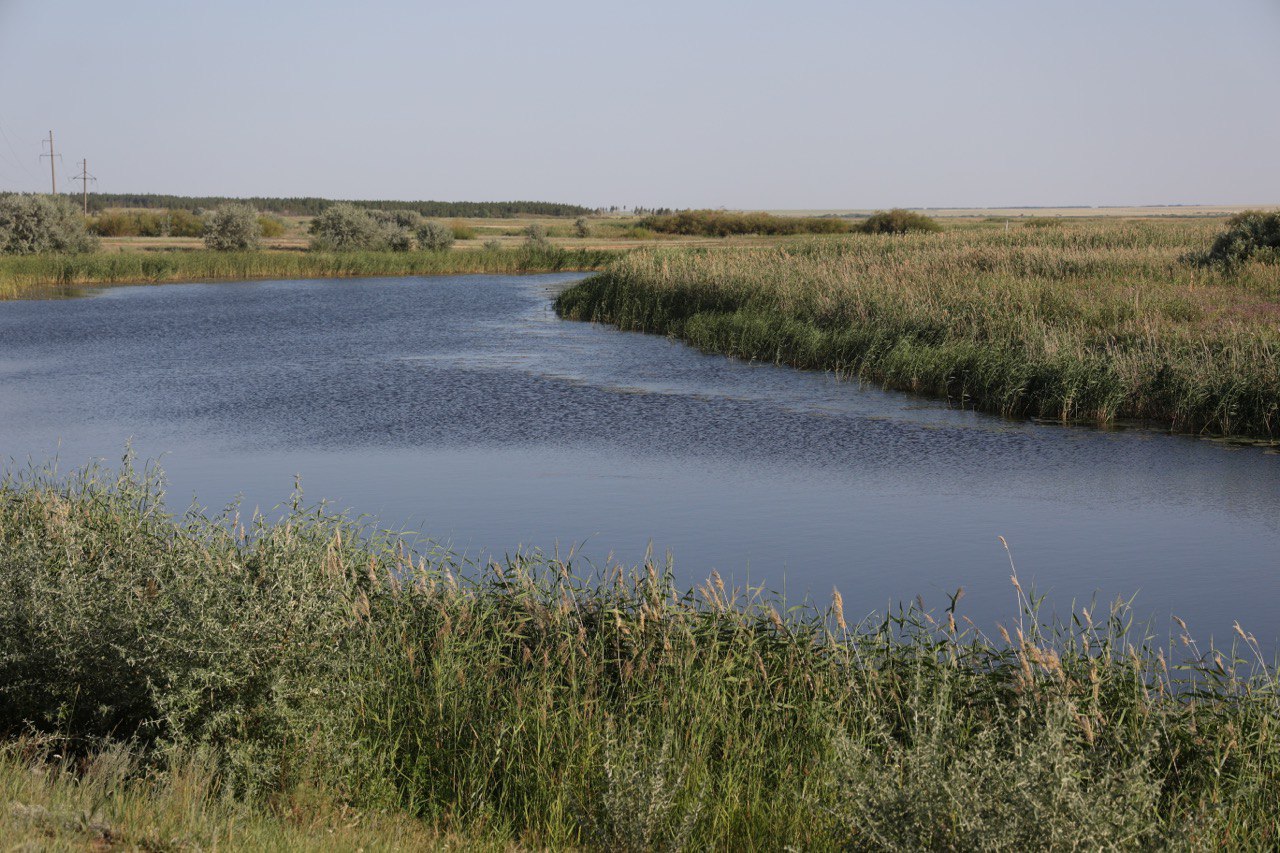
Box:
left=2, top=273, right=1277, bottom=648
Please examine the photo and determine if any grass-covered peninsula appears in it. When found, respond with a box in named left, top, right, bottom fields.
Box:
left=556, top=217, right=1280, bottom=439
left=1, top=461, right=1278, bottom=848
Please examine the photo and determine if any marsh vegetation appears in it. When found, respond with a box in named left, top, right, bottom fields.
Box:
left=557, top=218, right=1280, bottom=439
left=0, top=244, right=615, bottom=299
left=1, top=461, right=1277, bottom=848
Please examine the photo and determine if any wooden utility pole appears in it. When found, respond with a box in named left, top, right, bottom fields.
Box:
left=72, top=159, right=96, bottom=214
left=42, top=131, right=57, bottom=194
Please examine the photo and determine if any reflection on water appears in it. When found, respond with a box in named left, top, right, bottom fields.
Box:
left=1, top=273, right=1277, bottom=648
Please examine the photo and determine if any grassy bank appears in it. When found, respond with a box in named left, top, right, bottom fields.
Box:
left=0, top=244, right=617, bottom=299
left=555, top=219, right=1280, bottom=439
left=2, top=460, right=1278, bottom=848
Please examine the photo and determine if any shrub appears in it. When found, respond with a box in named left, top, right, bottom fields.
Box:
left=483, top=238, right=503, bottom=251
left=89, top=209, right=205, bottom=238
left=1193, top=210, right=1280, bottom=269
left=574, top=217, right=591, bottom=238
left=416, top=221, right=455, bottom=251
left=203, top=204, right=262, bottom=251
left=448, top=220, right=476, bottom=240
left=0, top=194, right=98, bottom=254
left=369, top=210, right=421, bottom=252
left=525, top=222, right=549, bottom=244
left=257, top=216, right=286, bottom=239
left=309, top=203, right=384, bottom=252
left=309, top=206, right=433, bottom=252
left=88, top=211, right=139, bottom=237
left=167, top=209, right=205, bottom=238
left=859, top=209, right=942, bottom=234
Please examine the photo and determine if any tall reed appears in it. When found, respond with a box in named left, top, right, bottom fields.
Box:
left=2, top=459, right=1277, bottom=847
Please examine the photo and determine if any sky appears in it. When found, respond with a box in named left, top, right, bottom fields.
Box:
left=0, top=0, right=1277, bottom=209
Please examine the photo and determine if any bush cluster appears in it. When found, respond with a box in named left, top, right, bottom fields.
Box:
left=90, top=209, right=205, bottom=238
left=636, top=209, right=943, bottom=237
left=0, top=194, right=98, bottom=255
left=309, top=203, right=456, bottom=252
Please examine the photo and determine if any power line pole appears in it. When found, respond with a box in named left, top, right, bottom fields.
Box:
left=40, top=130, right=59, bottom=194
left=71, top=159, right=97, bottom=214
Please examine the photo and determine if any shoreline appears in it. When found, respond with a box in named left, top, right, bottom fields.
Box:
left=0, top=245, right=619, bottom=300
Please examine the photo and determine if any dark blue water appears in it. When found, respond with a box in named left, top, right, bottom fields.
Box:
left=2, top=273, right=1277, bottom=648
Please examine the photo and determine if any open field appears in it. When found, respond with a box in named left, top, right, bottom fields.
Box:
left=556, top=218, right=1280, bottom=440
left=1, top=460, right=1278, bottom=849
left=770, top=205, right=1280, bottom=219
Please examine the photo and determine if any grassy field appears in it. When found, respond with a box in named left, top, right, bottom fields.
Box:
left=556, top=218, right=1280, bottom=440
left=1, top=459, right=1277, bottom=849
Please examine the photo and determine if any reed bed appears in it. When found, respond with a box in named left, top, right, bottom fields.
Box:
left=556, top=219, right=1280, bottom=439
left=0, top=245, right=616, bottom=299
left=2, top=460, right=1277, bottom=848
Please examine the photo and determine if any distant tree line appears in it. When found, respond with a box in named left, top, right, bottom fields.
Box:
left=77, top=193, right=592, bottom=218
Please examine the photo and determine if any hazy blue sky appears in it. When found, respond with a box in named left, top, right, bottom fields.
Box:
left=1, top=0, right=1277, bottom=209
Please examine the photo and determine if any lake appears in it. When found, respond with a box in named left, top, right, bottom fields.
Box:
left=2, top=272, right=1277, bottom=649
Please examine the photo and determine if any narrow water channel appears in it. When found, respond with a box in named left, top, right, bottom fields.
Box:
left=2, top=273, right=1277, bottom=648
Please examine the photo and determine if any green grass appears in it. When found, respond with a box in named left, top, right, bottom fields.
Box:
left=2, top=459, right=1278, bottom=848
left=555, top=219, right=1280, bottom=439
left=0, top=244, right=618, bottom=299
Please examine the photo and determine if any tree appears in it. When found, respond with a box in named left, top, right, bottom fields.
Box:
left=203, top=203, right=262, bottom=251
left=574, top=217, right=591, bottom=238
left=417, top=221, right=455, bottom=251
left=0, top=193, right=98, bottom=255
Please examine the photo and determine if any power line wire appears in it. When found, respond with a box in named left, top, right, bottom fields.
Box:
left=0, top=114, right=39, bottom=182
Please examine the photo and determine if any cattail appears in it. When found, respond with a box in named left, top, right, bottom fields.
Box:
left=831, top=587, right=847, bottom=632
